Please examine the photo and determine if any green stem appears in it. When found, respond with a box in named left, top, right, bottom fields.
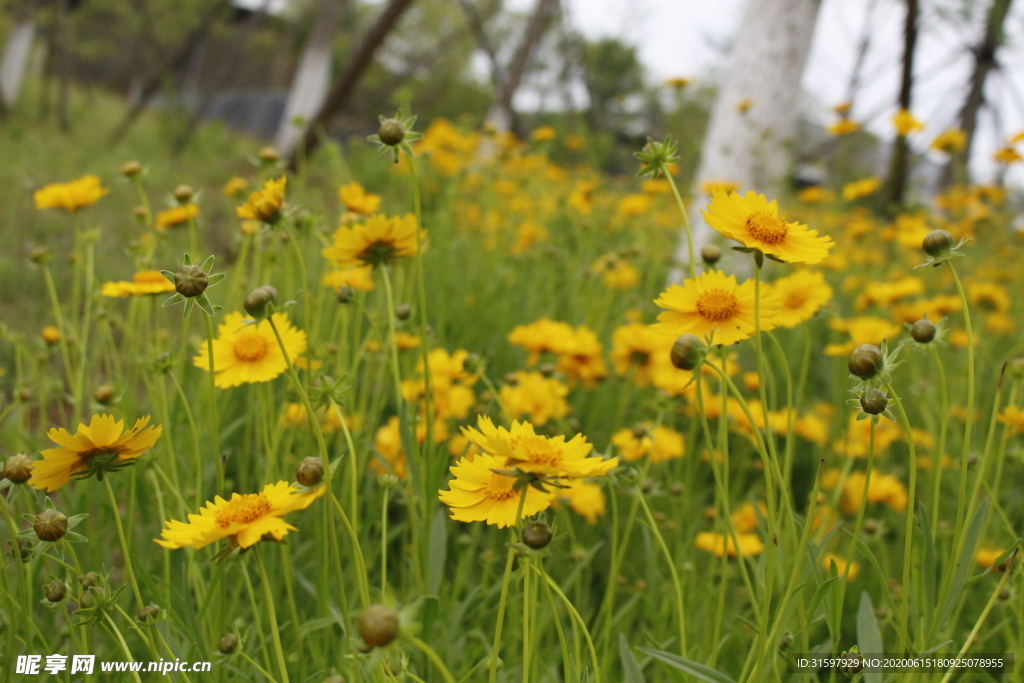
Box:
left=408, top=635, right=457, bottom=683
left=255, top=547, right=291, bottom=683
left=635, top=487, right=687, bottom=656
left=75, top=238, right=95, bottom=423
left=531, top=562, right=601, bottom=683
left=201, top=312, right=224, bottom=496
left=662, top=164, right=696, bottom=278
left=928, top=344, right=949, bottom=537
left=947, top=261, right=975, bottom=550
left=104, top=477, right=144, bottom=610
left=488, top=490, right=528, bottom=683
left=102, top=613, right=143, bottom=683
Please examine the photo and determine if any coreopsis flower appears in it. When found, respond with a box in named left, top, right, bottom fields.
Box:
left=764, top=270, right=833, bottom=328
left=834, top=413, right=902, bottom=458
left=824, top=317, right=902, bottom=356
left=510, top=221, right=549, bottom=254
left=694, top=531, right=764, bottom=558
left=823, top=553, right=860, bottom=580
left=591, top=254, right=639, bottom=289
left=508, top=318, right=575, bottom=366
left=997, top=406, right=1024, bottom=433
left=731, top=502, right=766, bottom=533
left=610, top=323, right=672, bottom=386
left=833, top=101, right=852, bottom=115
left=531, top=125, right=556, bottom=142
left=700, top=179, right=741, bottom=196
left=499, top=371, right=569, bottom=426
left=797, top=186, right=834, bottom=203
left=322, top=265, right=375, bottom=293
left=372, top=416, right=411, bottom=480
left=192, top=311, right=307, bottom=388
left=835, top=469, right=908, bottom=515
left=554, top=327, right=608, bottom=388
left=155, top=481, right=325, bottom=550
left=40, top=326, right=61, bottom=345
left=652, top=269, right=778, bottom=347
left=993, top=146, right=1022, bottom=164
left=30, top=414, right=162, bottom=491
left=155, top=204, right=200, bottom=231
left=968, top=282, right=1011, bottom=313
left=222, top=177, right=250, bottom=198
left=975, top=548, right=1009, bottom=570
left=827, top=119, right=861, bottom=136
left=557, top=479, right=606, bottom=524
left=664, top=77, right=692, bottom=88
left=702, top=191, right=834, bottom=263
left=931, top=129, right=966, bottom=154
left=236, top=176, right=287, bottom=223
left=338, top=182, right=382, bottom=215
left=101, top=270, right=177, bottom=298
left=610, top=425, right=685, bottom=464
left=439, top=453, right=556, bottom=528
left=891, top=108, right=924, bottom=136
left=854, top=276, right=924, bottom=310
left=322, top=214, right=421, bottom=268
left=461, top=415, right=618, bottom=479
left=842, top=177, right=881, bottom=201
left=33, top=175, right=109, bottom=212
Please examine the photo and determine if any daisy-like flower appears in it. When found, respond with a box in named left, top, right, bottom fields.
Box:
left=237, top=176, right=287, bottom=223
left=610, top=322, right=672, bottom=386
left=557, top=479, right=606, bottom=524
left=702, top=190, right=834, bottom=263
left=222, top=176, right=250, bottom=198
left=508, top=318, right=575, bottom=365
left=29, top=414, right=162, bottom=491
left=699, top=179, right=741, bottom=196
left=155, top=481, right=325, bottom=550
left=891, top=108, right=924, bottom=136
left=321, top=265, right=375, bottom=292
left=842, top=177, right=881, bottom=201
left=322, top=214, right=421, bottom=268
left=101, top=270, right=177, bottom=298
left=993, top=147, right=1022, bottom=164
left=461, top=415, right=617, bottom=479
left=499, top=371, right=569, bottom=426
left=155, top=204, right=200, bottom=231
left=997, top=406, right=1024, bottom=433
left=652, top=269, right=778, bottom=347
left=339, top=182, right=382, bottom=215
left=931, top=129, right=966, bottom=154
left=439, top=453, right=556, bottom=528
left=610, top=425, right=685, bottom=464
left=823, top=553, right=860, bottom=580
left=827, top=119, right=861, bottom=136
left=824, top=316, right=901, bottom=356
left=34, top=175, right=109, bottom=212
left=764, top=270, right=833, bottom=328
left=694, top=531, right=764, bottom=558
left=193, top=311, right=307, bottom=388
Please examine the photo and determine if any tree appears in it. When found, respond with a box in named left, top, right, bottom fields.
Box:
left=0, top=0, right=37, bottom=110
left=884, top=0, right=919, bottom=211
left=580, top=37, right=644, bottom=130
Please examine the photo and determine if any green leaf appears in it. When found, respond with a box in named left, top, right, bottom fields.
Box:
left=857, top=592, right=883, bottom=683
left=937, top=499, right=988, bottom=630
left=619, top=634, right=646, bottom=683
left=194, top=294, right=214, bottom=317
left=427, top=508, right=447, bottom=597
left=825, top=561, right=842, bottom=643
left=160, top=270, right=175, bottom=284
left=807, top=575, right=839, bottom=624
left=182, top=298, right=195, bottom=319
left=206, top=272, right=226, bottom=287
left=636, top=648, right=737, bottom=683
left=161, top=292, right=185, bottom=308
left=199, top=254, right=215, bottom=273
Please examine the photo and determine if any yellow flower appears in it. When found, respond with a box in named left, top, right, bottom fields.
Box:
left=664, top=77, right=692, bottom=88
left=499, top=371, right=569, bottom=426
left=101, top=270, right=177, bottom=298
left=563, top=134, right=585, bottom=151
left=993, top=146, right=1022, bottom=164
left=735, top=98, right=753, bottom=114
left=511, top=221, right=549, bottom=255
left=553, top=326, right=608, bottom=388
left=824, top=316, right=901, bottom=356
left=193, top=311, right=307, bottom=388
left=931, top=129, right=966, bottom=153
left=764, top=270, right=832, bottom=328
left=700, top=180, right=741, bottom=196
left=236, top=176, right=287, bottom=223
left=652, top=269, right=778, bottom=347
left=797, top=186, right=834, bottom=203
left=616, top=194, right=651, bottom=217
left=372, top=416, right=411, bottom=480
left=838, top=469, right=908, bottom=515
left=975, top=547, right=1009, bottom=570
left=610, top=323, right=672, bottom=386
left=155, top=204, right=200, bottom=230
left=30, top=414, right=162, bottom=491
left=321, top=265, right=375, bottom=292
left=610, top=425, right=685, bottom=464
left=842, top=177, right=881, bottom=201
left=891, top=108, right=924, bottom=136
left=222, top=176, right=250, bottom=198
left=997, top=406, right=1024, bottom=433
left=969, top=282, right=1011, bottom=313
left=823, top=553, right=860, bottom=580
left=827, top=119, right=861, bottom=136
left=461, top=415, right=618, bottom=479
left=508, top=318, right=575, bottom=365
left=155, top=481, right=325, bottom=550
left=338, top=182, right=382, bottom=215
left=833, top=101, right=852, bottom=115
left=530, top=125, right=556, bottom=142
left=34, top=175, right=109, bottom=212
left=41, top=326, right=61, bottom=345
left=731, top=502, right=766, bottom=533
left=855, top=276, right=924, bottom=310
left=558, top=479, right=606, bottom=524
left=702, top=190, right=834, bottom=263
left=694, top=531, right=764, bottom=558
left=439, top=453, right=556, bottom=528
left=322, top=214, right=420, bottom=268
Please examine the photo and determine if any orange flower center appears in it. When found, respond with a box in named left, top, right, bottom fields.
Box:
left=745, top=211, right=789, bottom=244
left=483, top=473, right=518, bottom=501
left=783, top=290, right=808, bottom=309
left=509, top=434, right=564, bottom=466
left=215, top=493, right=272, bottom=528
left=234, top=334, right=270, bottom=362
left=696, top=289, right=739, bottom=321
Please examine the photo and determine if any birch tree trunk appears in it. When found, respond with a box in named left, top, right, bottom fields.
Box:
left=0, top=0, right=35, bottom=109
left=678, top=0, right=822, bottom=275
left=274, top=0, right=346, bottom=156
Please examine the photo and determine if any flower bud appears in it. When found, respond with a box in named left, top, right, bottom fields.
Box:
left=244, top=285, right=278, bottom=318
left=378, top=119, right=405, bottom=146
left=295, top=457, right=324, bottom=487
left=29, top=246, right=50, bottom=264
left=669, top=482, right=685, bottom=496
left=911, top=318, right=936, bottom=343
left=863, top=519, right=879, bottom=535
left=522, top=521, right=552, bottom=549
left=860, top=388, right=888, bottom=415
left=173, top=185, right=194, bottom=203
left=121, top=161, right=142, bottom=178
left=13, top=537, right=33, bottom=561
left=670, top=334, right=705, bottom=371
left=45, top=579, right=66, bottom=603
left=875, top=606, right=889, bottom=620
left=358, top=605, right=400, bottom=649
left=218, top=633, right=239, bottom=654
left=395, top=304, right=411, bottom=320
left=779, top=631, right=793, bottom=651
left=504, top=372, right=520, bottom=386
left=174, top=264, right=208, bottom=298
left=336, top=286, right=354, bottom=304
left=94, top=384, right=116, bottom=405
left=538, top=363, right=556, bottom=378
left=34, top=509, right=68, bottom=542
left=1008, top=358, right=1024, bottom=382
left=133, top=206, right=148, bottom=222
left=848, top=344, right=883, bottom=379
left=79, top=572, right=100, bottom=589
left=138, top=604, right=162, bottom=623
left=922, top=229, right=953, bottom=257
left=701, top=243, right=722, bottom=265
left=998, top=586, right=1012, bottom=601
left=259, top=147, right=280, bottom=163
left=3, top=454, right=33, bottom=484
left=17, top=388, right=32, bottom=402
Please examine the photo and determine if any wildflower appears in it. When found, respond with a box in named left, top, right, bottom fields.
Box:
left=339, top=182, right=382, bottom=215
left=29, top=414, right=162, bottom=491
left=41, top=326, right=61, bottom=345
left=508, top=318, right=575, bottom=365
left=610, top=425, right=685, bottom=464
left=700, top=180, right=741, bottom=196
left=855, top=276, right=924, bottom=310
left=2, top=454, right=33, bottom=483
left=610, top=323, right=671, bottom=386
left=968, top=282, right=1010, bottom=313
left=931, top=129, right=966, bottom=154
left=33, top=509, right=68, bottom=542
left=461, top=415, right=617, bottom=479
left=797, top=186, right=834, bottom=203
left=236, top=176, right=287, bottom=224
left=823, top=553, right=860, bottom=580
left=735, top=98, right=753, bottom=114
left=825, top=317, right=901, bottom=356
left=499, top=371, right=569, bottom=426
left=322, top=214, right=420, bottom=268
left=522, top=521, right=553, bottom=548
left=193, top=311, right=307, bottom=388
left=702, top=190, right=834, bottom=263
left=34, top=175, right=109, bottom=212
left=439, top=453, right=555, bottom=527
left=827, top=119, right=861, bottom=136
left=155, top=481, right=325, bottom=550
left=322, top=265, right=375, bottom=293
left=664, top=77, right=692, bottom=88
left=652, top=269, right=778, bottom=347
left=511, top=221, right=549, bottom=254
left=101, top=270, right=177, bottom=298
left=563, top=134, right=585, bottom=151
left=694, top=531, right=764, bottom=558
left=975, top=548, right=1009, bottom=570
left=359, top=605, right=400, bottom=649
left=155, top=204, right=200, bottom=231
left=558, top=479, right=606, bottom=524
left=531, top=125, right=556, bottom=142
left=764, top=270, right=833, bottom=328
left=838, top=469, right=908, bottom=515
left=591, top=254, right=639, bottom=289
left=554, top=327, right=608, bottom=388
left=993, top=147, right=1022, bottom=164
left=997, top=406, right=1024, bottom=433
left=731, top=502, right=765, bottom=533
left=372, top=416, right=411, bottom=479
left=891, top=108, right=924, bottom=136
left=842, top=177, right=881, bottom=201
left=222, top=177, right=250, bottom=197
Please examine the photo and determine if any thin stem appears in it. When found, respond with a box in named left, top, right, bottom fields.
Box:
left=255, top=547, right=291, bottom=683
left=635, top=486, right=687, bottom=656
left=947, top=261, right=975, bottom=549
left=928, top=344, right=949, bottom=537
left=102, top=613, right=144, bottom=683
left=488, top=490, right=528, bottom=683
left=408, top=635, right=457, bottom=683
left=201, top=312, right=224, bottom=496
left=531, top=562, right=601, bottom=683
left=104, top=477, right=143, bottom=610
left=662, top=165, right=696, bottom=278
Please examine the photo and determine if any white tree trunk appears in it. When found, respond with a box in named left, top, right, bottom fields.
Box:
left=674, top=0, right=822, bottom=278
left=0, top=18, right=35, bottom=107
left=274, top=0, right=345, bottom=156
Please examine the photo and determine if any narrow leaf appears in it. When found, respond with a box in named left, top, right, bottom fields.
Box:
left=619, top=634, right=646, bottom=683
left=636, top=647, right=737, bottom=683
left=857, top=592, right=883, bottom=683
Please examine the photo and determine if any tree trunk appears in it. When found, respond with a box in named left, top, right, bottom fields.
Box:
left=677, top=0, right=822, bottom=277
left=884, top=0, right=918, bottom=211
left=0, top=0, right=36, bottom=109
left=287, top=0, right=416, bottom=170
left=55, top=0, right=69, bottom=131
left=274, top=0, right=347, bottom=156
